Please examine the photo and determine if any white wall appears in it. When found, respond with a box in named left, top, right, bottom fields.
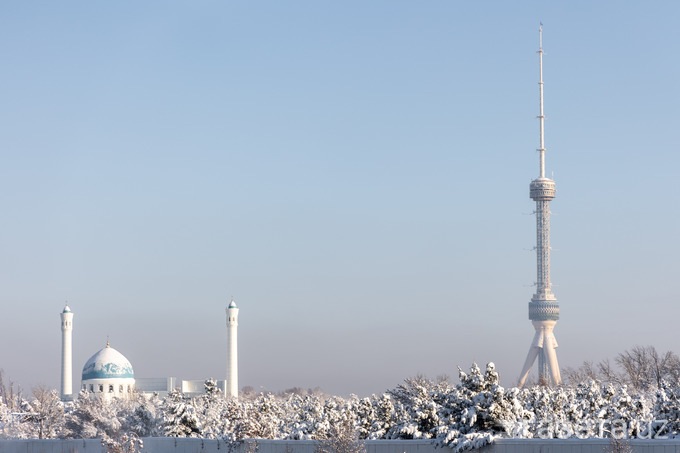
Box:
left=1, top=438, right=679, bottom=453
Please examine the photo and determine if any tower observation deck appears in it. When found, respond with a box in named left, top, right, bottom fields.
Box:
left=518, top=25, right=562, bottom=387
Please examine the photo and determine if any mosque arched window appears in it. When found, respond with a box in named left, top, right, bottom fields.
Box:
left=99, top=384, right=103, bottom=392
left=119, top=385, right=123, bottom=393
left=90, top=384, right=94, bottom=392
left=109, top=384, right=114, bottom=393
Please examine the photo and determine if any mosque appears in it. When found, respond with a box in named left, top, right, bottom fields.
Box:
left=59, top=300, right=239, bottom=402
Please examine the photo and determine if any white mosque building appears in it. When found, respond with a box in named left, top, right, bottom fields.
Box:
left=80, top=340, right=135, bottom=398
left=60, top=299, right=240, bottom=402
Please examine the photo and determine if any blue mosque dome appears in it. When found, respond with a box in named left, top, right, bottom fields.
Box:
left=81, top=343, right=134, bottom=381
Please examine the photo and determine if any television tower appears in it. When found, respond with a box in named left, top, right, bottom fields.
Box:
left=518, top=25, right=562, bottom=387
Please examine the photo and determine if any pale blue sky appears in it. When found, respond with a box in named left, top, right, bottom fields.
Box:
left=1, top=1, right=679, bottom=396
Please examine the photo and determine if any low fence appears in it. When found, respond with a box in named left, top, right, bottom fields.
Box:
left=2, top=437, right=680, bottom=453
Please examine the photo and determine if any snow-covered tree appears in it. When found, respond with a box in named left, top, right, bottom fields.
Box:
left=284, top=394, right=325, bottom=440
left=617, top=346, right=680, bottom=391
left=162, top=389, right=201, bottom=437
left=63, top=390, right=125, bottom=439
left=122, top=394, right=163, bottom=438
left=102, top=433, right=143, bottom=453
left=194, top=379, right=227, bottom=439
left=315, top=418, right=365, bottom=453
left=24, top=386, right=64, bottom=439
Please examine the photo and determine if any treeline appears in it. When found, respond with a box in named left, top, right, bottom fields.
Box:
left=3, top=346, right=680, bottom=452
left=562, top=345, right=680, bottom=391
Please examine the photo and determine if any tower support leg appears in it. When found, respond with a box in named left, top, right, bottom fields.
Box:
left=518, top=320, right=561, bottom=387
left=518, top=333, right=541, bottom=387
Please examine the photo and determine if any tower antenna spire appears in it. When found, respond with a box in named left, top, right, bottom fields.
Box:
left=538, top=23, right=546, bottom=179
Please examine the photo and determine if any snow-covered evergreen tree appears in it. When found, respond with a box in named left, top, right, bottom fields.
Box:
left=651, top=381, right=680, bottom=438
left=162, top=389, right=201, bottom=437
left=194, top=379, right=228, bottom=439
left=122, top=394, right=163, bottom=438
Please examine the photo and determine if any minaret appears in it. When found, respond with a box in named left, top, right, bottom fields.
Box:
left=518, top=25, right=562, bottom=387
left=60, top=303, right=74, bottom=400
left=226, top=298, right=239, bottom=399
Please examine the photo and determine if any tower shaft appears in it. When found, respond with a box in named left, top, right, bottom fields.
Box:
left=534, top=199, right=554, bottom=299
